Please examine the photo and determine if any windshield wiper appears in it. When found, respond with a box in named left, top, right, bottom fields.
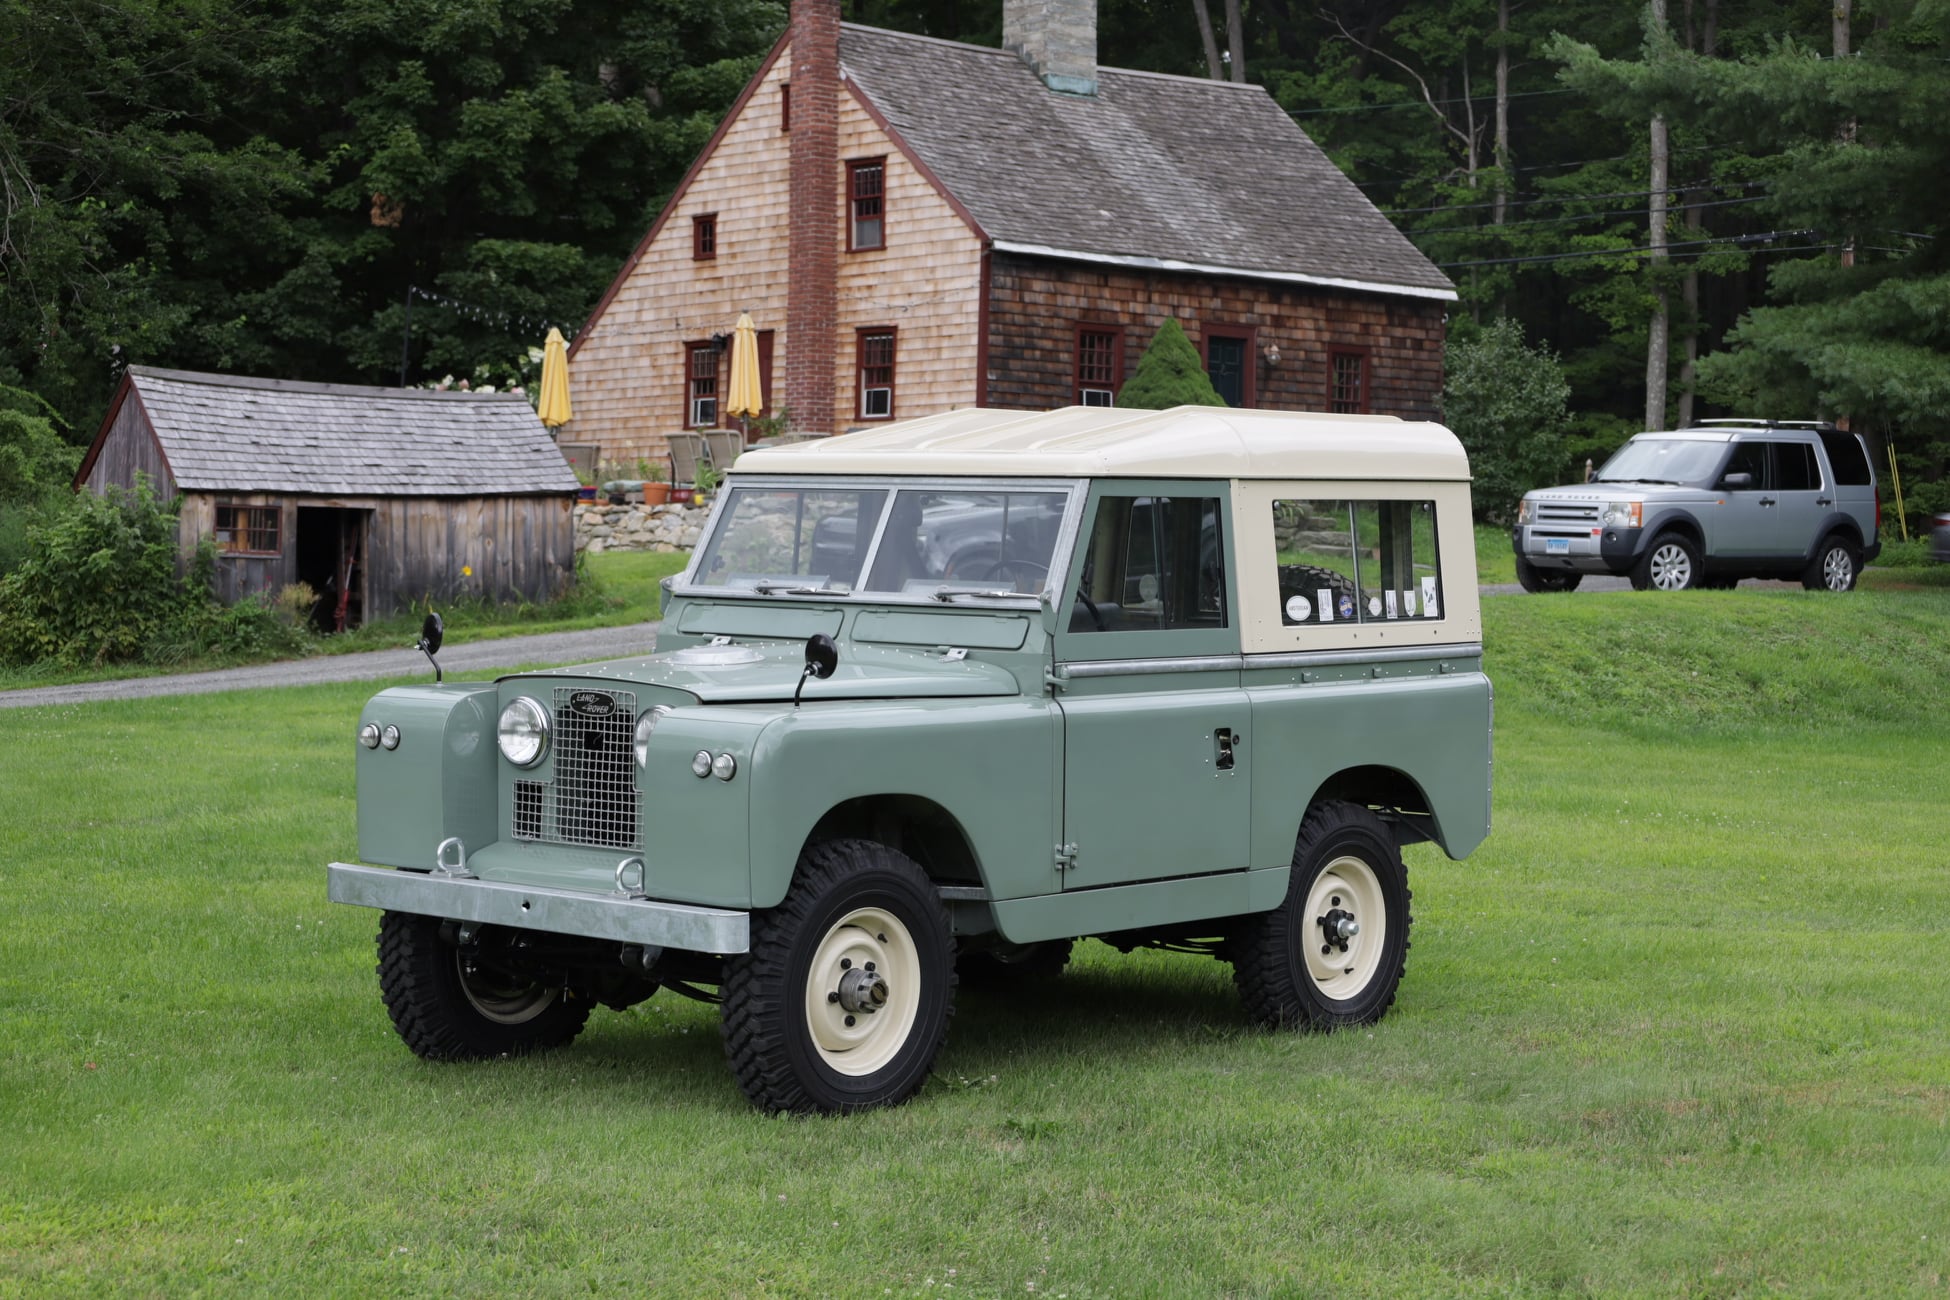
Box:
left=930, top=585, right=1028, bottom=602
left=751, top=581, right=849, bottom=597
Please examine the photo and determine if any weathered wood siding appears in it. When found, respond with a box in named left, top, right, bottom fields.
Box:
left=82, top=389, right=176, bottom=500
left=564, top=39, right=983, bottom=466
left=985, top=254, right=1446, bottom=420
left=176, top=492, right=575, bottom=616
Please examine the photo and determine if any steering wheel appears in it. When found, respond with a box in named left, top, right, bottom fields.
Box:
left=1074, top=586, right=1106, bottom=631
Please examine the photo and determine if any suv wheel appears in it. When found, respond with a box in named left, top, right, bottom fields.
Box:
left=376, top=912, right=592, bottom=1060
left=1631, top=533, right=1701, bottom=591
left=722, top=839, right=955, bottom=1113
left=1232, top=801, right=1411, bottom=1029
left=1803, top=535, right=1861, bottom=592
left=1515, top=556, right=1582, bottom=593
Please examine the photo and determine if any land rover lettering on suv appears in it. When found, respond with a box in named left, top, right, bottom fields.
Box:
left=328, top=405, right=1494, bottom=1113
left=1513, top=420, right=1880, bottom=592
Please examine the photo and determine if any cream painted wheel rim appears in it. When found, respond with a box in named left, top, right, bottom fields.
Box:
left=804, top=907, right=921, bottom=1077
left=456, top=954, right=562, bottom=1025
left=1302, top=855, right=1387, bottom=1000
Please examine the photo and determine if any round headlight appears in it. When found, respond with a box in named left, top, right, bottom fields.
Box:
left=692, top=749, right=713, bottom=778
left=634, top=706, right=671, bottom=768
left=712, top=752, right=737, bottom=782
left=358, top=722, right=381, bottom=750
left=498, top=697, right=550, bottom=767
left=380, top=724, right=401, bottom=751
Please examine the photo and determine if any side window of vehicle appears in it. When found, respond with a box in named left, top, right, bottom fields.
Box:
left=1722, top=441, right=1769, bottom=487
left=1272, top=498, right=1443, bottom=625
left=1773, top=442, right=1821, bottom=491
left=1070, top=495, right=1226, bottom=633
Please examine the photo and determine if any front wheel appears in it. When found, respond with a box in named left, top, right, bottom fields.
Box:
left=1515, top=555, right=1582, bottom=593
left=1232, top=801, right=1411, bottom=1029
left=1803, top=535, right=1861, bottom=591
left=721, top=840, right=955, bottom=1113
left=1630, top=533, right=1701, bottom=591
left=376, top=912, right=592, bottom=1060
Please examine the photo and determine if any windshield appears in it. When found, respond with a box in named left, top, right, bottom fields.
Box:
left=860, top=490, right=1068, bottom=594
left=1594, top=438, right=1727, bottom=486
left=692, top=487, right=888, bottom=592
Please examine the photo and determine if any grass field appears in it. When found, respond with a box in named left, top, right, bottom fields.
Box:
left=3, top=587, right=1948, bottom=1295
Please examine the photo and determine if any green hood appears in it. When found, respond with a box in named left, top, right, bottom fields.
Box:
left=516, top=640, right=1019, bottom=704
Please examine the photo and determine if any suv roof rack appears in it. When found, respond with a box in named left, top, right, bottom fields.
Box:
left=1687, top=418, right=1837, bottom=431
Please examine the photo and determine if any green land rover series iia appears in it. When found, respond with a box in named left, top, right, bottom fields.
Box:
left=328, top=404, right=1492, bottom=1113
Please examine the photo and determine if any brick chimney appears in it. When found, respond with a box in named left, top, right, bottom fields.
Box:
left=786, top=0, right=840, bottom=435
left=1003, top=0, right=1098, bottom=96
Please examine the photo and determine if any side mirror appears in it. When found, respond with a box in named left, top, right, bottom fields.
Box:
left=1721, top=472, right=1754, bottom=490
left=418, top=611, right=444, bottom=684
left=794, top=632, right=839, bottom=706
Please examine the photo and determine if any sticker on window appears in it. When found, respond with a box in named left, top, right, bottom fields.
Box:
left=1272, top=498, right=1443, bottom=627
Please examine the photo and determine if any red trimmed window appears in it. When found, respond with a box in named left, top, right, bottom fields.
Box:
left=856, top=328, right=896, bottom=420
left=686, top=341, right=720, bottom=427
left=215, top=504, right=279, bottom=555
left=848, top=158, right=886, bottom=251
left=1329, top=349, right=1369, bottom=414
left=781, top=83, right=790, bottom=131
left=1075, top=328, right=1122, bottom=406
left=692, top=213, right=717, bottom=261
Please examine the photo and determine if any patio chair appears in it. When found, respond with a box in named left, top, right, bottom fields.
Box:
left=701, top=429, right=744, bottom=475
left=665, top=431, right=708, bottom=488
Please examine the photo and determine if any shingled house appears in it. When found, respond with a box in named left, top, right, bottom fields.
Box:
left=75, top=367, right=579, bottom=628
left=563, top=0, right=1455, bottom=467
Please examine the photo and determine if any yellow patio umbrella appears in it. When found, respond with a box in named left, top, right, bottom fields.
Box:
left=537, top=326, right=573, bottom=429
left=725, top=312, right=764, bottom=434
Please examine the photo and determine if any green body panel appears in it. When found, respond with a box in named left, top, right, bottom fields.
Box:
left=1055, top=669, right=1251, bottom=887
left=677, top=601, right=843, bottom=640
left=992, top=866, right=1292, bottom=945
left=746, top=696, right=1062, bottom=909
left=356, top=683, right=499, bottom=869
left=1243, top=659, right=1493, bottom=864
left=852, top=609, right=1031, bottom=651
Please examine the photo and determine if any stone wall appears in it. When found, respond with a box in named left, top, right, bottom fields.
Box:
left=574, top=502, right=711, bottom=554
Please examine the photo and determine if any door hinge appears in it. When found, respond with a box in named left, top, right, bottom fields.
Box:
left=1045, top=667, right=1067, bottom=694
left=1054, top=842, right=1078, bottom=873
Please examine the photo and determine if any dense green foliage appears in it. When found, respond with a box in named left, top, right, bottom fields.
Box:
left=4, top=589, right=1948, bottom=1291
left=1442, top=317, right=1573, bottom=520
left=1114, top=317, right=1225, bottom=409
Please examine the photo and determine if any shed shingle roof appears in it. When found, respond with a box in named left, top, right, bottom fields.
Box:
left=123, top=367, right=579, bottom=496
left=841, top=25, right=1454, bottom=300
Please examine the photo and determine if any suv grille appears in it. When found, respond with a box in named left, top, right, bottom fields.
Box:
left=508, top=689, right=640, bottom=850
left=1534, top=501, right=1600, bottom=526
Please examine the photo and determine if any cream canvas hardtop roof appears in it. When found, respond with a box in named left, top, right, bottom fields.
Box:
left=731, top=406, right=1471, bottom=482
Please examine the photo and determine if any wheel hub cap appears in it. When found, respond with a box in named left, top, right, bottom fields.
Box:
left=1651, top=545, right=1691, bottom=589
left=837, top=965, right=889, bottom=1014
left=1318, top=908, right=1360, bottom=952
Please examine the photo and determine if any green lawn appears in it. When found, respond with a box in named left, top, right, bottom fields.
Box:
left=3, top=589, right=1948, bottom=1294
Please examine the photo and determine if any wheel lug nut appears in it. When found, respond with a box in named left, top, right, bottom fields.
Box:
left=864, top=962, right=875, bottom=973
left=844, top=1015, right=856, bottom=1027
left=828, top=991, right=840, bottom=1003
left=840, top=958, right=851, bottom=970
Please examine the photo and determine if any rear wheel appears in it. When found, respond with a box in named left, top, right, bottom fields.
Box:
left=376, top=912, right=592, bottom=1060
left=1803, top=535, right=1860, bottom=591
left=1232, top=802, right=1411, bottom=1029
left=721, top=839, right=955, bottom=1113
left=1630, top=533, right=1701, bottom=591
left=1515, top=556, right=1582, bottom=593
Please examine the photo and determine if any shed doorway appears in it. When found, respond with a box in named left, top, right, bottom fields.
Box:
left=296, top=507, right=371, bottom=631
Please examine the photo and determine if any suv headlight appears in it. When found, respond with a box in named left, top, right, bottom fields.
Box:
left=633, top=706, right=671, bottom=768
left=1517, top=498, right=1534, bottom=525
left=497, top=697, right=550, bottom=767
left=1600, top=501, right=1643, bottom=528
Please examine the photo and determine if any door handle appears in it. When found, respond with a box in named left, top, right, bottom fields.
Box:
left=1817, top=497, right=1833, bottom=506
left=1759, top=497, right=1777, bottom=507
left=1214, top=728, right=1237, bottom=772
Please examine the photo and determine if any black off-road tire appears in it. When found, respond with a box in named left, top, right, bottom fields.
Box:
left=1232, top=801, right=1412, bottom=1030
left=721, top=839, right=956, bottom=1114
left=957, top=939, right=1074, bottom=991
left=376, top=911, right=592, bottom=1060
left=1514, top=555, right=1582, bottom=593
left=1802, top=534, right=1861, bottom=591
left=1630, top=532, right=1702, bottom=591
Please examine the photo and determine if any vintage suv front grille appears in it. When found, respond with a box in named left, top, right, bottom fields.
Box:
left=508, top=688, right=640, bottom=850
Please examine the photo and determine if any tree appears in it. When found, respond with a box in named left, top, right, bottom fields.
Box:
left=1115, top=318, right=1225, bottom=409
left=1442, top=317, right=1572, bottom=520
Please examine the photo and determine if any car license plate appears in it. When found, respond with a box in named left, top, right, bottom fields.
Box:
left=1545, top=537, right=1571, bottom=555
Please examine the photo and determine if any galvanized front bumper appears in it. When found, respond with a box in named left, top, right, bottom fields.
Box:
left=327, top=862, right=750, bottom=953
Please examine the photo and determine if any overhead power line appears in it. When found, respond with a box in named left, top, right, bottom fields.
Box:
left=1288, top=87, right=1579, bottom=117
left=1378, top=179, right=1765, bottom=217
left=1435, top=228, right=1820, bottom=269
left=1405, top=194, right=1773, bottom=235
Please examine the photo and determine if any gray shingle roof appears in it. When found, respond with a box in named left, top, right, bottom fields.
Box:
left=840, top=25, right=1454, bottom=299
left=124, top=367, right=579, bottom=496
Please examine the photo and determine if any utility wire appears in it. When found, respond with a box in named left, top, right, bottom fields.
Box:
left=1404, top=194, right=1773, bottom=234
left=1380, top=181, right=1766, bottom=217
left=1435, top=229, right=1819, bottom=268
left=1288, top=87, right=1579, bottom=117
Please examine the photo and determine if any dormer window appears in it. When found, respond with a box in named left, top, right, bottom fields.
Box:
left=848, top=159, right=885, bottom=251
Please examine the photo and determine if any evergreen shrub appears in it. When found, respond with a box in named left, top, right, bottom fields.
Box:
left=1115, top=318, right=1225, bottom=410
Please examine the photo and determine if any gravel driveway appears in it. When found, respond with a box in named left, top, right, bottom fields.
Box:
left=0, top=621, right=663, bottom=710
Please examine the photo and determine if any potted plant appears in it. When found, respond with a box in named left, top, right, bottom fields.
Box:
left=692, top=462, right=719, bottom=506
left=639, top=461, right=671, bottom=507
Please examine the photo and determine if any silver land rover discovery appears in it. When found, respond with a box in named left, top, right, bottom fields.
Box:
left=1513, top=420, right=1881, bottom=593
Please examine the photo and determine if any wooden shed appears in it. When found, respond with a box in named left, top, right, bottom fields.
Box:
left=74, top=366, right=580, bottom=629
